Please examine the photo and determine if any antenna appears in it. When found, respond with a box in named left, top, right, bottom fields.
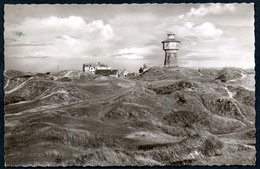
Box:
left=57, top=65, right=59, bottom=72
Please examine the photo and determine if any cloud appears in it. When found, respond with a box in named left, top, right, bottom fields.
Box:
left=115, top=54, right=144, bottom=60
left=10, top=56, right=52, bottom=59
left=4, top=4, right=254, bottom=72
left=109, top=13, right=164, bottom=47
left=112, top=46, right=158, bottom=60
left=182, top=59, right=254, bottom=68
left=187, top=3, right=236, bottom=17
left=41, top=16, right=86, bottom=28
left=85, top=20, right=114, bottom=39
left=4, top=16, right=114, bottom=59
left=172, top=22, right=223, bottom=39
left=20, top=16, right=114, bottom=40
left=5, top=43, right=52, bottom=47
left=5, top=38, right=17, bottom=42
left=179, top=36, right=254, bottom=68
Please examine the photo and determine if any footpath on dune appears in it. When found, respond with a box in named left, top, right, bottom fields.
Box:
left=4, top=67, right=256, bottom=166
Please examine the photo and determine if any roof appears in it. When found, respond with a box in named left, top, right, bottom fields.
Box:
left=83, top=62, right=110, bottom=67
left=83, top=63, right=97, bottom=67
left=95, top=69, right=118, bottom=76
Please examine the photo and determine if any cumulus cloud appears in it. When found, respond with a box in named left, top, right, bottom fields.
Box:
left=187, top=3, right=236, bottom=17
left=33, top=16, right=86, bottom=28
left=172, top=22, right=223, bottom=39
left=85, top=20, right=114, bottom=39
left=19, top=16, right=114, bottom=40
left=5, top=16, right=114, bottom=59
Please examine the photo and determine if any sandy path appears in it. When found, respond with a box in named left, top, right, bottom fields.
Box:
left=4, top=79, right=10, bottom=89
left=5, top=77, right=33, bottom=94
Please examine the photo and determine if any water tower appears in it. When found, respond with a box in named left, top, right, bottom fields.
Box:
left=162, top=33, right=181, bottom=67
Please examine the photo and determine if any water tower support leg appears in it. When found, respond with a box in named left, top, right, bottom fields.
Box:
left=164, top=53, right=171, bottom=67
left=164, top=53, right=167, bottom=66
left=174, top=53, right=178, bottom=67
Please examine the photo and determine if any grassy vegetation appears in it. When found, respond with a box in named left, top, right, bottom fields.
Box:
left=4, top=67, right=255, bottom=166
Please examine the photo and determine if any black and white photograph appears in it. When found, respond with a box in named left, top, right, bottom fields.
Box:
left=4, top=3, right=255, bottom=166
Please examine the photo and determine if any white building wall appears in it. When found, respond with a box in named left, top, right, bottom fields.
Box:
left=84, top=66, right=95, bottom=74
left=96, top=66, right=112, bottom=70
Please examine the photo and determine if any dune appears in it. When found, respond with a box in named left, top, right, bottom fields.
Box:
left=4, top=67, right=255, bottom=166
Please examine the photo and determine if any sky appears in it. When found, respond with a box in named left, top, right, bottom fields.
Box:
left=4, top=3, right=254, bottom=73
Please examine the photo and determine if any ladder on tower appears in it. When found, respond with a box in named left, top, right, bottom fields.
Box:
left=119, top=69, right=127, bottom=77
